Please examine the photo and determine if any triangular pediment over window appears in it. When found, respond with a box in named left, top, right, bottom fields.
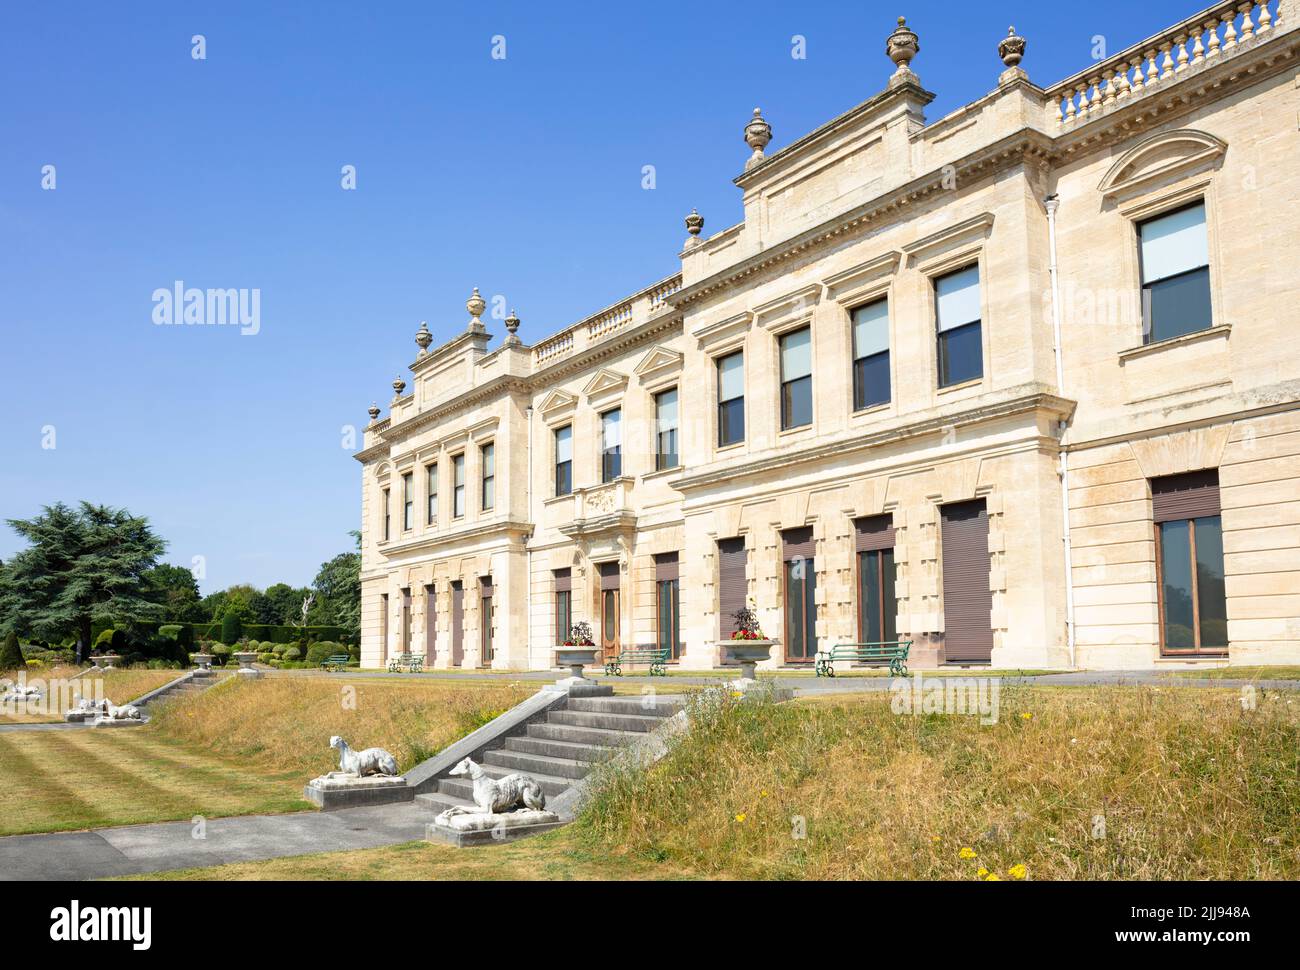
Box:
left=538, top=388, right=578, bottom=423
left=633, top=347, right=683, bottom=382
left=581, top=368, right=629, bottom=403
left=1098, top=129, right=1226, bottom=200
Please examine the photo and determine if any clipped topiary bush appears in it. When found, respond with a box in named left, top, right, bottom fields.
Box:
left=282, top=646, right=302, bottom=662
left=305, top=641, right=341, bottom=667
left=0, top=632, right=24, bottom=671
left=220, top=611, right=243, bottom=646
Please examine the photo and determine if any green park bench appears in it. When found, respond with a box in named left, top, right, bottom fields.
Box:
left=321, top=654, right=351, bottom=672
left=604, top=646, right=670, bottom=677
left=387, top=653, right=425, bottom=673
left=815, top=640, right=912, bottom=678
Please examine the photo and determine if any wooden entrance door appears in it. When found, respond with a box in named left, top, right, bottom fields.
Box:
left=598, top=561, right=621, bottom=660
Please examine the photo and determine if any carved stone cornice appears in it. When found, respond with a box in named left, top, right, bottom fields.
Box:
left=669, top=385, right=1076, bottom=492
left=669, top=129, right=1054, bottom=311
left=375, top=517, right=534, bottom=559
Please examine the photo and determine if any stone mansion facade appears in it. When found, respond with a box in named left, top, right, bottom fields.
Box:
left=356, top=3, right=1300, bottom=671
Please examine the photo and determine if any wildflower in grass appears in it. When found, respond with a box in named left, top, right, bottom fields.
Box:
left=735, top=813, right=746, bottom=823
left=985, top=872, right=1001, bottom=881
left=1008, top=863, right=1026, bottom=879
left=931, top=835, right=941, bottom=843
left=959, top=846, right=977, bottom=859
left=977, top=867, right=989, bottom=877
left=1020, top=712, right=1032, bottom=720
left=760, top=790, right=768, bottom=798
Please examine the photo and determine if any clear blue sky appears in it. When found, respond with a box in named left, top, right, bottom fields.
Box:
left=0, top=0, right=1194, bottom=593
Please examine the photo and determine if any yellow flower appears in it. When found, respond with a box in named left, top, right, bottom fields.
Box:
left=1020, top=712, right=1033, bottom=720
left=931, top=835, right=941, bottom=843
left=985, top=873, right=1001, bottom=881
left=977, top=867, right=989, bottom=877
left=959, top=847, right=977, bottom=859
left=734, top=813, right=746, bottom=823
left=1008, top=864, right=1027, bottom=880
left=760, top=790, right=769, bottom=798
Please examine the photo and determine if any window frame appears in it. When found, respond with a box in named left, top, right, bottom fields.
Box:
left=1136, top=199, right=1212, bottom=345
left=600, top=408, right=622, bottom=483
left=850, top=297, right=891, bottom=412
left=425, top=463, right=438, bottom=525
left=1155, top=515, right=1227, bottom=657
left=382, top=487, right=391, bottom=541
left=716, top=350, right=745, bottom=448
left=778, top=325, right=813, bottom=432
left=934, top=264, right=984, bottom=389
left=554, top=424, right=573, bottom=497
left=856, top=547, right=897, bottom=645
left=401, top=472, right=414, bottom=532
left=654, top=386, right=680, bottom=471
left=452, top=453, right=466, bottom=519
left=480, top=442, right=495, bottom=512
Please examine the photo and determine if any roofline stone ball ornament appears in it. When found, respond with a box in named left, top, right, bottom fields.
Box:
left=436, top=757, right=546, bottom=818
left=329, top=735, right=400, bottom=777
left=999, top=25, right=1026, bottom=67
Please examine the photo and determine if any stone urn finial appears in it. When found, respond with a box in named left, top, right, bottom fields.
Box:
left=743, top=107, right=772, bottom=170
left=685, top=208, right=704, bottom=237
left=466, top=287, right=486, bottom=329
left=367, top=402, right=381, bottom=423
left=886, top=16, right=920, bottom=79
left=999, top=25, right=1026, bottom=68
left=391, top=375, right=406, bottom=400
left=504, top=308, right=521, bottom=344
left=415, top=320, right=432, bottom=356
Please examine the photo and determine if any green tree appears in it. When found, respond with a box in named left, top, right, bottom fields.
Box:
left=308, top=532, right=361, bottom=642
left=262, top=583, right=311, bottom=625
left=146, top=563, right=204, bottom=621
left=0, top=631, right=23, bottom=671
left=0, top=502, right=165, bottom=662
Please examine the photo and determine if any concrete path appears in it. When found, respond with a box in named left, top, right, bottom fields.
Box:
left=0, top=803, right=431, bottom=881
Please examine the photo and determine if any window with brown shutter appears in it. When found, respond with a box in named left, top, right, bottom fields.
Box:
left=1152, top=470, right=1226, bottom=656
left=717, top=537, right=747, bottom=637
left=782, top=527, right=817, bottom=662
left=940, top=500, right=993, bottom=663
left=450, top=581, right=464, bottom=667
left=553, top=569, right=572, bottom=644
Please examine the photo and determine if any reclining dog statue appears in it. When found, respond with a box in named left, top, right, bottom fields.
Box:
left=0, top=682, right=43, bottom=703
left=329, top=736, right=399, bottom=777
left=65, top=694, right=142, bottom=722
left=437, top=757, right=546, bottom=818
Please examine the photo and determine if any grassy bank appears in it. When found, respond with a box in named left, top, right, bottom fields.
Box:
left=575, top=685, right=1300, bottom=880
left=0, top=678, right=533, bottom=836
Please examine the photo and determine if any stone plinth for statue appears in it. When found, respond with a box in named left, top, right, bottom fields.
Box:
left=426, top=808, right=563, bottom=847
left=304, top=770, right=413, bottom=810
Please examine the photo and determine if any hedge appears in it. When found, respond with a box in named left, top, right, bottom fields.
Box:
left=91, top=620, right=350, bottom=646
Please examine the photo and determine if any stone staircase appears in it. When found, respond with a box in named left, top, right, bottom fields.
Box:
left=415, top=694, right=684, bottom=817
left=135, top=671, right=220, bottom=712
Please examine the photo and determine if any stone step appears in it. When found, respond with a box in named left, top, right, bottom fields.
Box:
left=503, top=735, right=617, bottom=762
left=415, top=791, right=477, bottom=814
left=437, top=767, right=571, bottom=801
left=482, top=748, right=592, bottom=780
left=566, top=696, right=684, bottom=716
left=527, top=722, right=642, bottom=747
left=546, top=709, right=669, bottom=733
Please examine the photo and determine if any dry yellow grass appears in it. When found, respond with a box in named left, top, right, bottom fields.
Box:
left=577, top=685, right=1300, bottom=880
left=146, top=675, right=534, bottom=776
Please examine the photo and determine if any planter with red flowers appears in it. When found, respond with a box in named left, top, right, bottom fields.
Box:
left=554, top=621, right=604, bottom=693
left=718, top=605, right=776, bottom=693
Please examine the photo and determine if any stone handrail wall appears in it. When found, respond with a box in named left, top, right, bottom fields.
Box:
left=1045, top=0, right=1285, bottom=128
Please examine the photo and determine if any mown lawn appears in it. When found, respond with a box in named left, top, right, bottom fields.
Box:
left=1161, top=666, right=1300, bottom=681
left=0, top=677, right=533, bottom=836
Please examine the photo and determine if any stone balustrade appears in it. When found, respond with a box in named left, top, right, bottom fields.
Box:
left=530, top=273, right=681, bottom=369
left=1046, top=0, right=1284, bottom=129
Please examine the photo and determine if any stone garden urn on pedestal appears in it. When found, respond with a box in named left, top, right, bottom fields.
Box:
left=89, top=653, right=121, bottom=670
left=551, top=646, right=612, bottom=697
left=190, top=652, right=214, bottom=673
left=718, top=639, right=776, bottom=695
left=232, top=650, right=260, bottom=678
